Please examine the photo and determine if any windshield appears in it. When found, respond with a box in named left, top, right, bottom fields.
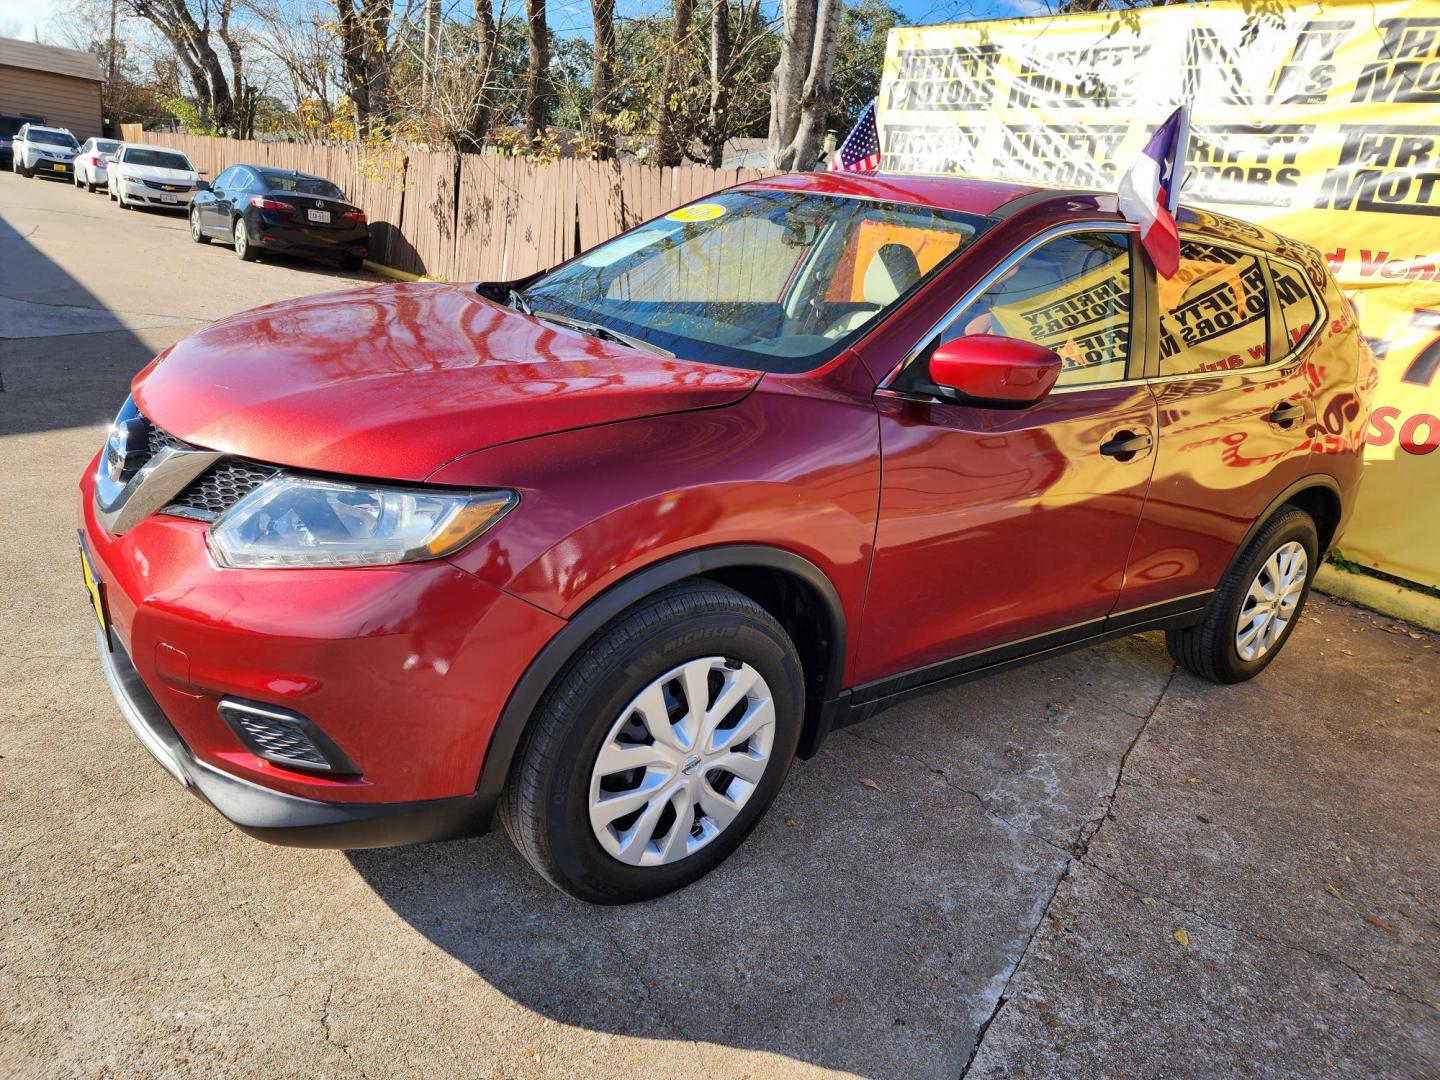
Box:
left=30, top=128, right=79, bottom=149
left=261, top=171, right=345, bottom=199
left=124, top=148, right=193, bottom=170
left=519, top=189, right=986, bottom=373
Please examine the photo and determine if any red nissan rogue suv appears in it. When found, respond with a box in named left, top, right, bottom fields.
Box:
left=79, top=173, right=1373, bottom=903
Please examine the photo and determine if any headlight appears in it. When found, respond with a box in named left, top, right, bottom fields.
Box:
left=208, top=475, right=516, bottom=569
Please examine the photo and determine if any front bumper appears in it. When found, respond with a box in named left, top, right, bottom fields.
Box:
left=124, top=181, right=195, bottom=207
left=79, top=451, right=565, bottom=836
left=96, top=627, right=496, bottom=847
left=32, top=157, right=75, bottom=178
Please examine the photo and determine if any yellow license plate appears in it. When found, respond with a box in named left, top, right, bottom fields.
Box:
left=79, top=542, right=109, bottom=642
left=55, top=163, right=67, bottom=172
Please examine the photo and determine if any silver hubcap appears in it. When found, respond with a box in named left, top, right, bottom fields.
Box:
left=588, top=656, right=776, bottom=867
left=1236, top=541, right=1307, bottom=662
left=235, top=222, right=246, bottom=255
left=190, top=212, right=200, bottom=238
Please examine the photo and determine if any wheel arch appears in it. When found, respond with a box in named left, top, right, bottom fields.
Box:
left=1233, top=474, right=1343, bottom=570
left=474, top=545, right=848, bottom=806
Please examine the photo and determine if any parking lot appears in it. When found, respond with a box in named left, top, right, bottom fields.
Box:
left=1, top=168, right=1437, bottom=1078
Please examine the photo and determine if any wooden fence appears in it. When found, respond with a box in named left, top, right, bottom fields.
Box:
left=119, top=128, right=773, bottom=280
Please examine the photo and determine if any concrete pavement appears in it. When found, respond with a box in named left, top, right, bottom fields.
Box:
left=1, top=169, right=1436, bottom=1078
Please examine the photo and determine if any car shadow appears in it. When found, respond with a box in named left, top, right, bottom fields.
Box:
left=348, top=634, right=1176, bottom=1075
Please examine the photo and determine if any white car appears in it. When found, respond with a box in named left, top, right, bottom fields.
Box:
left=106, top=142, right=206, bottom=211
left=73, top=138, right=121, bottom=193
left=11, top=124, right=79, bottom=179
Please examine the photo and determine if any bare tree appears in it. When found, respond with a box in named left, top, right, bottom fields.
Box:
left=240, top=0, right=342, bottom=134
left=767, top=0, right=840, bottom=170
left=124, top=0, right=239, bottom=131
left=422, top=0, right=441, bottom=98
left=523, top=0, right=548, bottom=145
left=653, top=0, right=695, bottom=166
left=335, top=0, right=394, bottom=131
left=466, top=0, right=501, bottom=144
left=703, top=0, right=730, bottom=167
left=589, top=0, right=616, bottom=158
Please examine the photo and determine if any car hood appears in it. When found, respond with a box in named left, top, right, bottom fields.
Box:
left=123, top=164, right=197, bottom=182
left=133, top=282, right=760, bottom=481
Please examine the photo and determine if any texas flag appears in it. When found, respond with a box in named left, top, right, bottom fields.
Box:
left=1118, top=107, right=1189, bottom=279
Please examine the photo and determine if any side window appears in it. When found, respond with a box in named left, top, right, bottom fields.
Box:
left=935, top=230, right=1135, bottom=388
left=1267, top=258, right=1322, bottom=357
left=213, top=167, right=236, bottom=189
left=1157, top=240, right=1269, bottom=376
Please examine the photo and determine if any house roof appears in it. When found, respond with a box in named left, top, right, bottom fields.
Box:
left=0, top=37, right=105, bottom=83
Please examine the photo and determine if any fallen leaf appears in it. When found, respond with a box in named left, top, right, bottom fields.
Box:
left=1172, top=928, right=1190, bottom=947
left=1340, top=649, right=1354, bottom=656
left=1187, top=776, right=1200, bottom=784
left=1325, top=883, right=1343, bottom=899
left=1141, top=896, right=1159, bottom=907
left=784, top=817, right=799, bottom=828
left=859, top=778, right=881, bottom=791
left=1365, top=915, right=1395, bottom=933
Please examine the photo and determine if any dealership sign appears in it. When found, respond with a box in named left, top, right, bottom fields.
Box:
left=880, top=0, right=1440, bottom=588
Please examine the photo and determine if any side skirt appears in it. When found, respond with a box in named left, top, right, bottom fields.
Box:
left=824, top=591, right=1213, bottom=734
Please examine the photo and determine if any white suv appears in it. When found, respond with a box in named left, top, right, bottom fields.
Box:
left=11, top=124, right=80, bottom=179
left=107, top=143, right=206, bottom=211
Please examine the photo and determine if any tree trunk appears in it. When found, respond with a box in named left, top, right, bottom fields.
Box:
left=423, top=0, right=442, bottom=99
left=335, top=0, right=393, bottom=131
left=589, top=0, right=616, bottom=158
left=524, top=0, right=550, bottom=147
left=125, top=0, right=237, bottom=133
left=704, top=0, right=730, bottom=167
left=767, top=0, right=839, bottom=170
left=654, top=0, right=695, bottom=167
left=468, top=0, right=499, bottom=144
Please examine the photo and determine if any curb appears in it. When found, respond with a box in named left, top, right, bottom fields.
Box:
left=362, top=260, right=440, bottom=283
left=1314, top=565, right=1440, bottom=633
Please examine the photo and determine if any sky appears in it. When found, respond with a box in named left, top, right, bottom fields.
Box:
left=1, top=0, right=1051, bottom=48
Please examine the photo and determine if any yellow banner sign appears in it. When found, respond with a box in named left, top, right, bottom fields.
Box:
left=880, top=0, right=1440, bottom=588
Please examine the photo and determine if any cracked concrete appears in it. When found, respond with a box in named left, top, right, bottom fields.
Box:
left=2, top=168, right=1438, bottom=1079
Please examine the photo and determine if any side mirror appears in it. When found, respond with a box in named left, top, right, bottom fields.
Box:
left=927, top=334, right=1062, bottom=408
left=193, top=179, right=211, bottom=192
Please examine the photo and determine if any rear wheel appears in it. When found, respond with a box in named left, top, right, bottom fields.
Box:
left=502, top=581, right=805, bottom=904
left=190, top=208, right=211, bottom=244
left=1166, top=507, right=1318, bottom=684
left=234, top=217, right=258, bottom=261
left=341, top=253, right=364, bottom=272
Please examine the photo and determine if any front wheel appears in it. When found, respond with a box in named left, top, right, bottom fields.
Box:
left=501, top=581, right=805, bottom=904
left=190, top=208, right=211, bottom=244
left=1166, top=507, right=1318, bottom=683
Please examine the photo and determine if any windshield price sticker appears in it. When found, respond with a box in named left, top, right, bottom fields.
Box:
left=666, top=203, right=726, bottom=223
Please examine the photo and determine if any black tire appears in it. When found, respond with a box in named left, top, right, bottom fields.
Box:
left=190, top=208, right=211, bottom=244
left=1166, top=507, right=1319, bottom=684
left=501, top=580, right=805, bottom=904
left=341, top=253, right=364, bottom=272
left=234, top=217, right=258, bottom=261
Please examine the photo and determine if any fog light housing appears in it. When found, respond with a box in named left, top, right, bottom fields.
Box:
left=217, top=698, right=360, bottom=776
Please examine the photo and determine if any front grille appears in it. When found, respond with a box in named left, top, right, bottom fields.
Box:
left=142, top=179, right=189, bottom=192
left=165, top=460, right=279, bottom=520
left=146, top=422, right=190, bottom=458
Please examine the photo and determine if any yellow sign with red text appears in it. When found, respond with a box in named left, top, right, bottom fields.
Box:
left=880, top=0, right=1440, bottom=588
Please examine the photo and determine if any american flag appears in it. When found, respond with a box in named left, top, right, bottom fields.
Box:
left=829, top=100, right=881, bottom=172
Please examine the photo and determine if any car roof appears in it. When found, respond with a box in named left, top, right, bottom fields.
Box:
left=121, top=142, right=190, bottom=154
left=738, top=170, right=1308, bottom=260
left=743, top=171, right=1045, bottom=217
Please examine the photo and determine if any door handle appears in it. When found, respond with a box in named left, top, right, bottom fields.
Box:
left=1268, top=401, right=1305, bottom=427
left=1100, top=431, right=1153, bottom=459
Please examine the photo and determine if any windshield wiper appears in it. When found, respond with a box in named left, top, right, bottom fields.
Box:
left=506, top=288, right=533, bottom=316
left=532, top=310, right=674, bottom=358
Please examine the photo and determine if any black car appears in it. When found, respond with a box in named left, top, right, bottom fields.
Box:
left=189, top=164, right=369, bottom=269
left=1, top=114, right=45, bottom=169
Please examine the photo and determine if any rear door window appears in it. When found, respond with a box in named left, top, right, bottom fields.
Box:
left=1267, top=258, right=1323, bottom=357
left=1157, top=240, right=1269, bottom=376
